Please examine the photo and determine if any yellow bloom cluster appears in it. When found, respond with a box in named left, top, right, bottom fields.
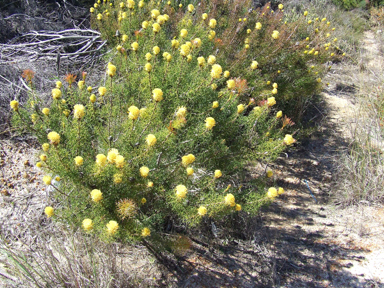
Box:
left=47, top=131, right=60, bottom=145
left=284, top=134, right=295, bottom=145
left=140, top=166, right=149, bottom=178
left=107, top=62, right=116, bottom=77
left=74, top=104, right=85, bottom=120
left=152, top=88, right=163, bottom=102
left=128, top=105, right=140, bottom=120
left=42, top=143, right=49, bottom=152
left=272, top=30, right=280, bottom=39
left=267, top=97, right=276, bottom=107
left=146, top=134, right=157, bottom=147
left=210, top=64, right=222, bottom=79
left=207, top=55, right=216, bottom=65
left=91, top=189, right=103, bottom=203
left=74, top=156, right=84, bottom=166
left=198, top=206, right=207, bottom=216
left=175, top=184, right=188, bottom=199
left=43, top=175, right=52, bottom=185
left=45, top=206, right=54, bottom=217
left=180, top=44, right=190, bottom=57
left=96, top=154, right=107, bottom=167
left=82, top=219, right=93, bottom=231
left=176, top=107, right=187, bottom=119
left=106, top=220, right=119, bottom=235
left=107, top=148, right=119, bottom=164
left=182, top=154, right=195, bottom=167
left=205, top=117, right=216, bottom=130
left=214, top=170, right=222, bottom=178
left=224, top=193, right=236, bottom=206
left=142, top=227, right=151, bottom=237
left=52, top=88, right=62, bottom=100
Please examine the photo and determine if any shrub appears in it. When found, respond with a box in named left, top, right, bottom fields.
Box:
left=11, top=0, right=339, bottom=242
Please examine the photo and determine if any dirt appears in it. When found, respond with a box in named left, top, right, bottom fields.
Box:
left=0, top=30, right=383, bottom=288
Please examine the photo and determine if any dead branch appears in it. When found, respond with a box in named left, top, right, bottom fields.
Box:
left=0, top=29, right=107, bottom=66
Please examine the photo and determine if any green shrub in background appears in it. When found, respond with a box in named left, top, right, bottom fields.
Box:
left=11, top=0, right=341, bottom=243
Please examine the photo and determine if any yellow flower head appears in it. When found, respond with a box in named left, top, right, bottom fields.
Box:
left=117, top=199, right=136, bottom=219
left=197, top=56, right=205, bottom=67
left=211, top=83, right=217, bottom=90
left=140, top=166, right=149, bottom=178
left=138, top=0, right=144, bottom=8
left=208, top=30, right=216, bottom=40
left=91, top=189, right=103, bottom=202
left=251, top=60, right=258, bottom=70
left=153, top=23, right=161, bottom=33
left=267, top=187, right=278, bottom=199
left=128, top=105, right=140, bottom=120
left=52, top=88, right=62, bottom=100
left=152, top=88, right=163, bottom=102
left=224, top=193, right=236, bottom=206
left=209, top=18, right=217, bottom=29
left=187, top=3, right=194, bottom=12
left=247, top=29, right=251, bottom=34
left=106, top=220, right=119, bottom=235
left=267, top=169, right=273, bottom=178
left=205, top=117, right=216, bottom=130
left=276, top=111, right=283, bottom=118
left=31, top=114, right=38, bottom=123
left=235, top=204, right=242, bottom=211
left=142, top=227, right=151, bottom=237
left=73, top=104, right=85, bottom=120
left=122, top=34, right=129, bottom=42
left=156, top=15, right=165, bottom=24
left=210, top=64, right=222, bottom=79
left=278, top=4, right=283, bottom=9
left=255, top=22, right=262, bottom=30
left=145, top=53, right=152, bottom=61
left=176, top=106, right=187, bottom=119
left=74, top=156, right=84, bottom=166
left=186, top=167, right=194, bottom=176
left=237, top=104, right=245, bottom=114
left=193, top=38, right=202, bottom=48
left=207, top=55, right=216, bottom=65
left=87, top=86, right=93, bottom=93
left=151, top=9, right=160, bottom=19
left=115, top=155, right=125, bottom=168
left=42, top=143, right=49, bottom=152
left=304, top=10, right=308, bottom=16
left=147, top=181, right=154, bottom=187
left=47, top=131, right=60, bottom=145
left=45, top=206, right=54, bottom=217
left=90, top=94, right=96, bottom=103
left=153, top=46, right=160, bottom=55
left=172, top=39, right=180, bottom=49
left=127, top=0, right=135, bottom=8
left=56, top=81, right=62, bottom=88
left=146, top=134, right=157, bottom=147
left=182, top=154, right=195, bottom=167
left=272, top=30, right=280, bottom=39
left=40, top=154, right=47, bottom=162
left=267, top=97, right=276, bottom=107
left=180, top=29, right=188, bottom=38
left=214, top=169, right=222, bottom=178
left=145, top=63, right=152, bottom=73
left=141, top=197, right=147, bottom=204
left=131, top=42, right=139, bottom=51
left=175, top=184, right=188, bottom=199
left=78, top=80, right=85, bottom=90
left=96, top=154, right=107, bottom=167
left=212, top=101, right=219, bottom=109
left=284, top=134, right=295, bottom=145
left=227, top=79, right=235, bottom=89
left=198, top=206, right=207, bottom=216
left=180, top=44, right=190, bottom=56
left=278, top=187, right=285, bottom=195
left=202, top=13, right=208, bottom=20
left=98, top=86, right=107, bottom=96
left=42, top=107, right=50, bottom=116
left=82, top=219, right=93, bottom=231
left=97, top=13, right=102, bottom=20
left=43, top=175, right=52, bottom=185
left=107, top=148, right=119, bottom=164
left=107, top=62, right=116, bottom=77
left=142, top=21, right=149, bottom=29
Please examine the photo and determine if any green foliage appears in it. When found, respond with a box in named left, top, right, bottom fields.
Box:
left=11, top=0, right=340, bottom=242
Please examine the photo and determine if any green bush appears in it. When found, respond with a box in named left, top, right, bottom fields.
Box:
left=11, top=0, right=339, bottom=243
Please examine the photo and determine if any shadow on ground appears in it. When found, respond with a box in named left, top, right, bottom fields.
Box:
left=146, top=91, right=383, bottom=287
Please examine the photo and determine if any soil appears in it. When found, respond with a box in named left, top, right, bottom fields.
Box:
left=0, top=27, right=383, bottom=288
